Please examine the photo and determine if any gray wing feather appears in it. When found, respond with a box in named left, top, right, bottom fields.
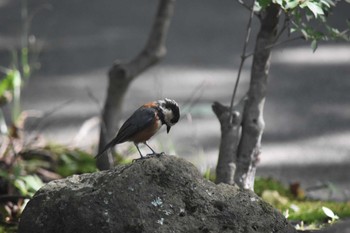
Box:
left=95, top=106, right=156, bottom=158
left=115, top=106, right=156, bottom=143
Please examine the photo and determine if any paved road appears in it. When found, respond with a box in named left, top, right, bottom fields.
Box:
left=1, top=0, right=349, bottom=200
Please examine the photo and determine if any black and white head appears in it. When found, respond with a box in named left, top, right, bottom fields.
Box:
left=157, top=98, right=180, bottom=133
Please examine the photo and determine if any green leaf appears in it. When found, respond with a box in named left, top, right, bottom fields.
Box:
left=320, top=0, right=331, bottom=8
left=301, top=28, right=309, bottom=39
left=0, top=70, right=15, bottom=96
left=14, top=175, right=44, bottom=196
left=12, top=69, right=21, bottom=88
left=254, top=1, right=263, bottom=11
left=13, top=163, right=23, bottom=178
left=257, top=0, right=271, bottom=8
left=21, top=175, right=44, bottom=192
left=273, top=0, right=284, bottom=7
left=285, top=0, right=299, bottom=9
left=14, top=179, right=28, bottom=196
left=0, top=68, right=21, bottom=96
left=346, top=19, right=350, bottom=27
left=0, top=109, right=8, bottom=134
left=306, top=1, right=324, bottom=18
left=322, top=206, right=339, bottom=219
left=11, top=69, right=22, bottom=122
left=21, top=47, right=31, bottom=79
left=311, top=40, right=318, bottom=52
left=0, top=169, right=9, bottom=179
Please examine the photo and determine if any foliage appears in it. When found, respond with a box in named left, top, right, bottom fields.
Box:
left=43, top=144, right=97, bottom=177
left=0, top=225, right=17, bottom=233
left=255, top=177, right=294, bottom=199
left=286, top=200, right=350, bottom=223
left=203, top=168, right=216, bottom=182
left=0, top=1, right=99, bottom=228
left=255, top=177, right=350, bottom=228
left=255, top=0, right=350, bottom=51
left=0, top=142, right=98, bottom=230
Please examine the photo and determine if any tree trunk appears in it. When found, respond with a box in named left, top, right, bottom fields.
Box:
left=97, top=0, right=176, bottom=170
left=212, top=98, right=245, bottom=185
left=213, top=4, right=281, bottom=190
left=234, top=4, right=281, bottom=190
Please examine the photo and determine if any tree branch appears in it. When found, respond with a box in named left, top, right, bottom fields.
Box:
left=236, top=0, right=261, bottom=18
left=97, top=0, right=176, bottom=170
left=229, top=0, right=256, bottom=123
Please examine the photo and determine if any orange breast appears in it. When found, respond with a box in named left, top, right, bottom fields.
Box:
left=131, top=114, right=161, bottom=143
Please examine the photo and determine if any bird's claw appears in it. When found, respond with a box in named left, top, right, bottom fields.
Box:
left=132, top=152, right=165, bottom=162
left=132, top=157, right=148, bottom=163
left=146, top=152, right=165, bottom=157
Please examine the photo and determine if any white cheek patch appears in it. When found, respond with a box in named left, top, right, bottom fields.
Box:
left=162, top=107, right=174, bottom=126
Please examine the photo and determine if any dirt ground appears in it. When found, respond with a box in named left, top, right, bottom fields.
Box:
left=1, top=0, right=349, bottom=201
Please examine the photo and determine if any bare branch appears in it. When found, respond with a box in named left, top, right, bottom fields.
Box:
left=229, top=0, right=256, bottom=122
left=98, top=0, right=176, bottom=170
left=274, top=12, right=290, bottom=42
left=236, top=0, right=261, bottom=18
left=109, top=0, right=176, bottom=79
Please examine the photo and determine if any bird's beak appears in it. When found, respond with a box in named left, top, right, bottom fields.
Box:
left=167, top=125, right=171, bottom=133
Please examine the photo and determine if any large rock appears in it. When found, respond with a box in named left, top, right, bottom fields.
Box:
left=19, top=155, right=296, bottom=233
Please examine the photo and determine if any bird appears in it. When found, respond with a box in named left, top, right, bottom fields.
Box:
left=96, top=98, right=180, bottom=159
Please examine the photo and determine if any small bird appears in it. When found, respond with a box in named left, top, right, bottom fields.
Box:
left=96, top=98, right=180, bottom=159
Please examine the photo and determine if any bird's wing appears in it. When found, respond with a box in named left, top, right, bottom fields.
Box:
left=95, top=106, right=156, bottom=158
left=115, top=106, right=156, bottom=143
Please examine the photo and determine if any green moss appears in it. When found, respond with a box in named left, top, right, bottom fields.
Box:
left=286, top=201, right=350, bottom=223
left=254, top=177, right=350, bottom=224
left=254, top=177, right=294, bottom=199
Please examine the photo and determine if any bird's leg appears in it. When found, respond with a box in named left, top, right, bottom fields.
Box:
left=132, top=143, right=147, bottom=162
left=144, top=142, right=164, bottom=157
left=144, top=141, right=156, bottom=154
left=135, top=143, right=144, bottom=158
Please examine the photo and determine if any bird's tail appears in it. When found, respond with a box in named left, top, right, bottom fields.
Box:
left=95, top=138, right=118, bottom=159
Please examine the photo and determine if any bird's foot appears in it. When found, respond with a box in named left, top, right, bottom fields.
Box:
left=132, top=156, right=150, bottom=163
left=146, top=152, right=165, bottom=158
left=132, top=152, right=165, bottom=162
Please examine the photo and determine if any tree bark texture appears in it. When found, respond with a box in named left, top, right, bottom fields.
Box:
left=234, top=4, right=281, bottom=190
left=97, top=0, right=176, bottom=170
left=212, top=99, right=245, bottom=185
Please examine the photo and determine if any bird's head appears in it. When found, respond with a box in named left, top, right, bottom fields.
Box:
left=157, top=98, right=180, bottom=133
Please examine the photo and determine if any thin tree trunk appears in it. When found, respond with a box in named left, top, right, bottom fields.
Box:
left=212, top=98, right=245, bottom=185
left=234, top=4, right=281, bottom=190
left=97, top=0, right=176, bottom=170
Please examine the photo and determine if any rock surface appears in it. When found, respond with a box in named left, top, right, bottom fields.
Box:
left=19, top=155, right=296, bottom=233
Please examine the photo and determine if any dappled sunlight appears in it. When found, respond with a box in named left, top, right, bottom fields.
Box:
left=261, top=131, right=350, bottom=166
left=273, top=45, right=350, bottom=65
left=126, top=65, right=250, bottom=102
